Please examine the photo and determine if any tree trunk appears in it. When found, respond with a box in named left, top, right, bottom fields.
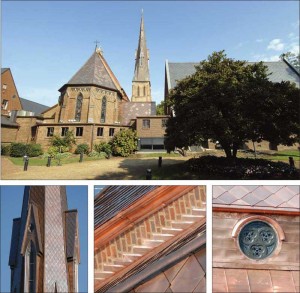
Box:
left=223, top=146, right=232, bottom=158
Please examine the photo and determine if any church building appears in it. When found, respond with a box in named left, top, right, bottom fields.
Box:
left=1, top=12, right=169, bottom=152
left=9, top=186, right=80, bottom=292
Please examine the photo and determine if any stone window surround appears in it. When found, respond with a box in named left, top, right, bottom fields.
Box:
left=47, top=127, right=54, bottom=137
left=109, top=128, right=115, bottom=137
left=97, top=127, right=104, bottom=137
left=232, top=215, right=285, bottom=262
left=61, top=127, right=69, bottom=136
left=142, top=119, right=150, bottom=129
left=76, top=127, right=83, bottom=137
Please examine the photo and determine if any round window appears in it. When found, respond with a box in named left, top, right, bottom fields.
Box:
left=238, top=221, right=277, bottom=259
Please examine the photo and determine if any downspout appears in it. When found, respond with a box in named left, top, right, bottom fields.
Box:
left=91, top=124, right=95, bottom=151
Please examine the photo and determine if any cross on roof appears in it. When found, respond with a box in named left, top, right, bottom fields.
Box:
left=94, top=40, right=100, bottom=49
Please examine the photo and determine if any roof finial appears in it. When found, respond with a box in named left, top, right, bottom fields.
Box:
left=94, top=40, right=100, bottom=51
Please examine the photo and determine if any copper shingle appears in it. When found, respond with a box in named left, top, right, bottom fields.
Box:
left=213, top=185, right=300, bottom=211
left=213, top=268, right=299, bottom=293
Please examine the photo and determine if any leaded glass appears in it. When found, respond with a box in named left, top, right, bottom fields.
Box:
left=75, top=94, right=83, bottom=121
left=238, top=221, right=277, bottom=259
left=101, top=97, right=107, bottom=123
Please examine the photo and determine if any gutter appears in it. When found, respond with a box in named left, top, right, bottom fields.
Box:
left=106, top=230, right=206, bottom=293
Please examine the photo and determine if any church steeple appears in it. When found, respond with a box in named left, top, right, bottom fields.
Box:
left=131, top=11, right=152, bottom=102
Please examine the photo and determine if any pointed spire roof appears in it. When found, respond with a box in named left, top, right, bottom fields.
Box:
left=133, top=11, right=150, bottom=82
left=61, top=50, right=129, bottom=101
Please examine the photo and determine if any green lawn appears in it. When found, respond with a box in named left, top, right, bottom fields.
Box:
left=8, top=155, right=105, bottom=166
left=261, top=150, right=300, bottom=163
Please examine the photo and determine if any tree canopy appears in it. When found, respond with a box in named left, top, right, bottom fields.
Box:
left=165, top=51, right=300, bottom=158
left=156, top=101, right=165, bottom=115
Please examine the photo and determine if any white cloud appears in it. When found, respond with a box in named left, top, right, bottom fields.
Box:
left=288, top=43, right=300, bottom=55
left=267, top=39, right=285, bottom=51
left=251, top=54, right=280, bottom=62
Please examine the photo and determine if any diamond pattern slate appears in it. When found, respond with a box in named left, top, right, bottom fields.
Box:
left=213, top=186, right=300, bottom=211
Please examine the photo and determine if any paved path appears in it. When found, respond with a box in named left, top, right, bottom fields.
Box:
left=1, top=157, right=188, bottom=180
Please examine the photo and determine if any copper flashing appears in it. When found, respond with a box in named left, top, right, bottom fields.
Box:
left=94, top=186, right=196, bottom=250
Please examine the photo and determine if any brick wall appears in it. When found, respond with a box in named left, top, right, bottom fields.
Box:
left=15, top=117, right=40, bottom=143
left=136, top=116, right=168, bottom=138
left=94, top=186, right=206, bottom=279
left=59, top=86, right=120, bottom=124
left=1, top=69, right=22, bottom=115
left=1, top=126, right=18, bottom=143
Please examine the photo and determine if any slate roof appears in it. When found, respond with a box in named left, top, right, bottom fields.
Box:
left=166, top=60, right=300, bottom=90
left=120, top=102, right=156, bottom=125
left=65, top=210, right=78, bottom=259
left=20, top=97, right=49, bottom=115
left=213, top=185, right=300, bottom=212
left=1, top=115, right=19, bottom=127
left=9, top=218, right=21, bottom=267
left=94, top=185, right=159, bottom=229
left=1, top=68, right=9, bottom=74
left=66, top=51, right=117, bottom=90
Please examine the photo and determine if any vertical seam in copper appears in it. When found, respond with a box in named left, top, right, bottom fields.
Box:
left=246, top=270, right=252, bottom=293
left=269, top=270, right=274, bottom=292
left=290, top=270, right=297, bottom=293
left=223, top=268, right=229, bottom=293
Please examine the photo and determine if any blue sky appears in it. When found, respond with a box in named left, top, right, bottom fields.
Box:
left=2, top=1, right=299, bottom=106
left=0, top=185, right=88, bottom=292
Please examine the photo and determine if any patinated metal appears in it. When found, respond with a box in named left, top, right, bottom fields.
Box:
left=238, top=221, right=277, bottom=259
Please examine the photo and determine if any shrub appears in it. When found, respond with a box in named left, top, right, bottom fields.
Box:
left=75, top=143, right=89, bottom=154
left=110, top=129, right=138, bottom=157
left=1, top=144, right=11, bottom=156
left=88, top=150, right=106, bottom=158
left=26, top=144, right=43, bottom=157
left=47, top=145, right=69, bottom=157
left=94, top=142, right=112, bottom=156
left=10, top=143, right=28, bottom=157
left=185, top=156, right=300, bottom=180
left=51, top=130, right=76, bottom=149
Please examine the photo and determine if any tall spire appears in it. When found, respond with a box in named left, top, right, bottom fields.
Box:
left=132, top=11, right=152, bottom=102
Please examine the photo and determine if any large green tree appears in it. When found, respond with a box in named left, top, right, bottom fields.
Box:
left=165, top=51, right=300, bottom=158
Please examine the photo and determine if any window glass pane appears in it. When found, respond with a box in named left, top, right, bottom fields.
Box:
left=76, top=127, right=83, bottom=136
left=239, top=221, right=277, bottom=259
left=97, top=127, right=104, bottom=136
left=75, top=94, right=83, bottom=121
left=109, top=128, right=115, bottom=136
left=143, top=119, right=150, bottom=128
left=101, top=97, right=107, bottom=123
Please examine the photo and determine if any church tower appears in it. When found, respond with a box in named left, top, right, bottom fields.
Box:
left=131, top=11, right=152, bottom=102
left=9, top=186, right=80, bottom=293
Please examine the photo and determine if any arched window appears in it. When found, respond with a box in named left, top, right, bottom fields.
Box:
left=143, top=86, right=146, bottom=96
left=137, top=86, right=140, bottom=97
left=75, top=93, right=83, bottom=122
left=25, top=241, right=36, bottom=292
left=101, top=97, right=107, bottom=123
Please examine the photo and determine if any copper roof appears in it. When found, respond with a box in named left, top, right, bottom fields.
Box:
left=213, top=185, right=300, bottom=212
left=213, top=268, right=299, bottom=293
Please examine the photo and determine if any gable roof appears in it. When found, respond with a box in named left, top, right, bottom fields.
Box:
left=166, top=59, right=300, bottom=90
left=1, top=68, right=9, bottom=74
left=213, top=185, right=300, bottom=213
left=20, top=97, right=49, bottom=115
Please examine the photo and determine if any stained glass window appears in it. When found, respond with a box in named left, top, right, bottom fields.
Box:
left=75, top=93, right=83, bottom=122
left=239, top=221, right=277, bottom=259
left=101, top=97, right=107, bottom=123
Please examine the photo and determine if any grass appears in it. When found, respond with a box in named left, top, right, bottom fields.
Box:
left=261, top=149, right=300, bottom=164
left=8, top=154, right=105, bottom=166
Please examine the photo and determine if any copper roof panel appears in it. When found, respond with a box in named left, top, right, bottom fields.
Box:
left=213, top=185, right=300, bottom=211
left=270, top=270, right=297, bottom=293
left=135, top=273, right=170, bottom=293
left=194, top=277, right=206, bottom=293
left=247, top=270, right=273, bottom=293
left=212, top=268, right=228, bottom=293
left=224, top=269, right=251, bottom=293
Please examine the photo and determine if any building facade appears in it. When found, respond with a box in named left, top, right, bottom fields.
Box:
left=1, top=13, right=169, bottom=152
left=9, top=186, right=80, bottom=293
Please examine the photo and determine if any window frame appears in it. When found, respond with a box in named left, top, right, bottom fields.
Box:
left=97, top=127, right=104, bottom=137
left=61, top=127, right=69, bottom=137
left=46, top=127, right=54, bottom=137
left=109, top=128, right=115, bottom=137
left=76, top=127, right=83, bottom=137
left=142, top=119, right=150, bottom=129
